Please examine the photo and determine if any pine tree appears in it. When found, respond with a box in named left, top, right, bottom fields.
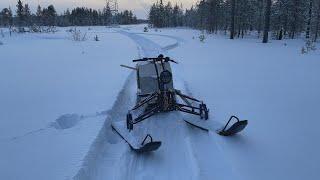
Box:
left=1, top=8, right=13, bottom=27
left=306, top=0, right=313, bottom=39
left=257, top=0, right=264, bottom=37
left=164, top=2, right=173, bottom=26
left=230, top=0, right=236, bottom=39
left=263, top=0, right=272, bottom=43
left=36, top=5, right=42, bottom=26
left=42, top=5, right=57, bottom=27
left=16, top=0, right=24, bottom=26
left=288, top=0, right=307, bottom=39
left=103, top=3, right=112, bottom=25
left=24, top=4, right=31, bottom=26
left=315, top=0, right=320, bottom=41
left=8, top=7, right=13, bottom=26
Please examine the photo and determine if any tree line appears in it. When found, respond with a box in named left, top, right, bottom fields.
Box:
left=149, top=2, right=184, bottom=28
left=149, top=0, right=320, bottom=42
left=0, top=0, right=138, bottom=28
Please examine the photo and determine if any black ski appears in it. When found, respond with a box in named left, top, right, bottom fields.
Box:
left=184, top=116, right=248, bottom=136
left=111, top=121, right=161, bottom=153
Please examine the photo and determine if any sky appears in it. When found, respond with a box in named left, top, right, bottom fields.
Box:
left=0, top=0, right=197, bottom=19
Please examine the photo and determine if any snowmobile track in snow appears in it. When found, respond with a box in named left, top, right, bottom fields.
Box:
left=73, top=30, right=240, bottom=180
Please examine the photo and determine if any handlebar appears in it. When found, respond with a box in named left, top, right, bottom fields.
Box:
left=133, top=56, right=178, bottom=64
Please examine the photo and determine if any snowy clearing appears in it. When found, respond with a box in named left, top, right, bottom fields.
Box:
left=0, top=25, right=320, bottom=180
left=0, top=26, right=137, bottom=180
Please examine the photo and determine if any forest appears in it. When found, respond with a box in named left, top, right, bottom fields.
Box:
left=1, top=0, right=319, bottom=43
left=0, top=0, right=138, bottom=28
left=149, top=0, right=320, bottom=42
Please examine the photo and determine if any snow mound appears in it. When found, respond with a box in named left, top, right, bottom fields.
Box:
left=0, top=41, right=3, bottom=45
left=52, top=114, right=82, bottom=129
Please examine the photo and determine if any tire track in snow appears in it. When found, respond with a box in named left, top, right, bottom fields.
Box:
left=118, top=30, right=164, bottom=57
left=132, top=32, right=184, bottom=52
left=74, top=72, right=137, bottom=180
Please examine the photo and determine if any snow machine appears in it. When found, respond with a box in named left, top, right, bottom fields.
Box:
left=112, top=54, right=248, bottom=153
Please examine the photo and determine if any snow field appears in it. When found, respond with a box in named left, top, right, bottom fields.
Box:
left=74, top=26, right=244, bottom=180
left=167, top=29, right=320, bottom=180
left=0, top=26, right=138, bottom=180
left=0, top=24, right=319, bottom=180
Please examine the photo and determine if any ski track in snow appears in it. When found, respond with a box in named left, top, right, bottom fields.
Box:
left=132, top=32, right=184, bottom=51
left=73, top=30, right=238, bottom=180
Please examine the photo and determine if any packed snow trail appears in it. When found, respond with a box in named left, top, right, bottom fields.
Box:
left=74, top=30, right=239, bottom=180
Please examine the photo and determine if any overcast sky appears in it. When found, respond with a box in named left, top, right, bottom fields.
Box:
left=0, top=0, right=197, bottom=19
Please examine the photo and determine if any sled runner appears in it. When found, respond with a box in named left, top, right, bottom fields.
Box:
left=112, top=121, right=161, bottom=153
left=184, top=116, right=248, bottom=136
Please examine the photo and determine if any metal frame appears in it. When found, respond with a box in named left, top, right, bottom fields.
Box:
left=126, top=55, right=209, bottom=130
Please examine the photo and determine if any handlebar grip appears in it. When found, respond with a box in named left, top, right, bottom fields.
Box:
left=133, top=58, right=148, bottom=62
left=170, top=60, right=178, bottom=64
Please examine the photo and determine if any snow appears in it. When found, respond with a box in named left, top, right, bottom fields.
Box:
left=0, top=27, right=138, bottom=180
left=1, top=24, right=320, bottom=180
left=136, top=33, right=178, bottom=47
left=53, top=114, right=82, bottom=129
left=164, top=28, right=320, bottom=180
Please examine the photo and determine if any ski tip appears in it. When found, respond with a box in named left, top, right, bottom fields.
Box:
left=111, top=122, right=162, bottom=153
left=218, top=120, right=248, bottom=136
left=134, top=141, right=162, bottom=153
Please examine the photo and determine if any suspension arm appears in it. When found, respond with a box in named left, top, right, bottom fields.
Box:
left=132, top=105, right=161, bottom=124
left=175, top=90, right=201, bottom=103
left=132, top=92, right=159, bottom=111
left=175, top=103, right=202, bottom=116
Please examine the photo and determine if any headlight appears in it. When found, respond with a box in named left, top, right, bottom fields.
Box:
left=160, top=70, right=172, bottom=84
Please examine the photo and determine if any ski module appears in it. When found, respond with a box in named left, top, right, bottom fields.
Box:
left=113, top=55, right=248, bottom=153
